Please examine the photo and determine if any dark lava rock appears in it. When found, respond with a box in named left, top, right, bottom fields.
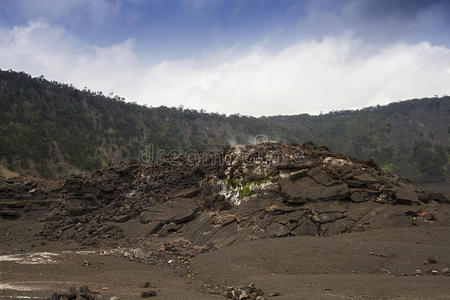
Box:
left=0, top=209, right=21, bottom=219
left=112, top=214, right=132, bottom=223
left=425, top=257, right=438, bottom=264
left=50, top=286, right=99, bottom=300
left=280, top=175, right=349, bottom=204
left=141, top=290, right=157, bottom=298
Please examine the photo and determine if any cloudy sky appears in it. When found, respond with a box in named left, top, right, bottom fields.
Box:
left=0, top=0, right=450, bottom=116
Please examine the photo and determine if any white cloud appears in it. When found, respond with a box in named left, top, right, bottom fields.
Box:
left=0, top=20, right=137, bottom=93
left=1, top=21, right=450, bottom=116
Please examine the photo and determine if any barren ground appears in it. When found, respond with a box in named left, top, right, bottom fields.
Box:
left=1, top=222, right=450, bottom=299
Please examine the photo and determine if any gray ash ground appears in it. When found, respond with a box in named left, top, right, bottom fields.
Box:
left=1, top=142, right=450, bottom=299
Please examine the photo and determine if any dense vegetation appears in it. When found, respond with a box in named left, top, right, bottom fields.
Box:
left=0, top=69, right=448, bottom=187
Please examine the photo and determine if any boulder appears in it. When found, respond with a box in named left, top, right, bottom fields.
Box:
left=280, top=176, right=348, bottom=204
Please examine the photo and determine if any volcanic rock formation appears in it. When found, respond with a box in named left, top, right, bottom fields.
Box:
left=1, top=142, right=449, bottom=247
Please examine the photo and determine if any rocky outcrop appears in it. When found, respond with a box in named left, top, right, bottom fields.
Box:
left=0, top=176, right=63, bottom=220
left=1, top=142, right=449, bottom=247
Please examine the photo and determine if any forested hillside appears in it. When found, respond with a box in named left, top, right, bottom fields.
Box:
left=0, top=69, right=448, bottom=189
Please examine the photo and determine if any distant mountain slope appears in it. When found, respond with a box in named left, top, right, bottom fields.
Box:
left=0, top=69, right=448, bottom=188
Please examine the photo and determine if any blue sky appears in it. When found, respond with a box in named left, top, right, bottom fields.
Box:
left=0, top=0, right=450, bottom=115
